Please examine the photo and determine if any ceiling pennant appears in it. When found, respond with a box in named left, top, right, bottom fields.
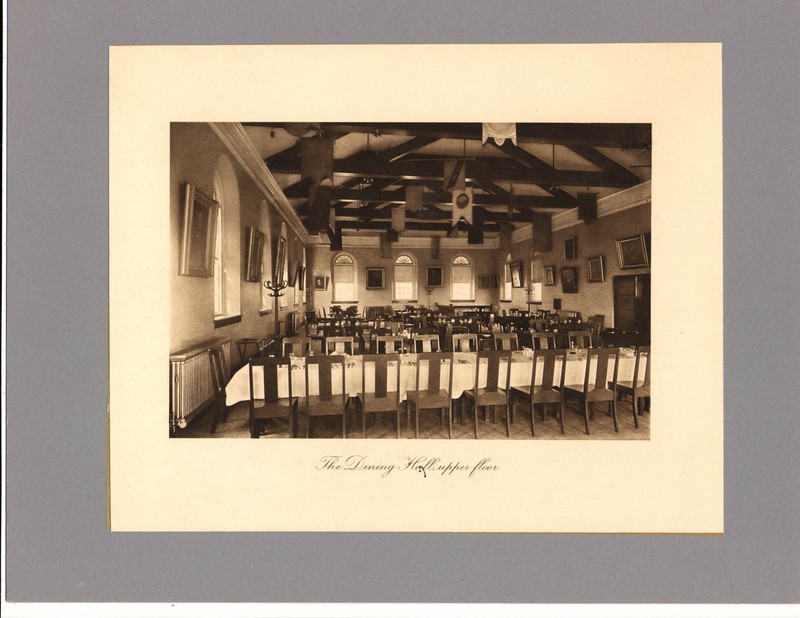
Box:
left=405, top=184, right=423, bottom=212
left=443, top=160, right=466, bottom=192
left=482, top=122, right=517, bottom=146
left=391, top=205, right=406, bottom=232
left=450, top=188, right=473, bottom=226
left=299, top=135, right=334, bottom=184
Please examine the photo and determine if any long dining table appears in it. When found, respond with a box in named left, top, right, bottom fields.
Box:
left=225, top=349, right=638, bottom=407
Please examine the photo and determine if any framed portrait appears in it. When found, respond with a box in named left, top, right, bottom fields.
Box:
left=478, top=275, right=497, bottom=289
left=543, top=265, right=556, bottom=286
left=313, top=275, right=328, bottom=291
left=586, top=256, right=605, bottom=283
left=287, top=260, right=300, bottom=287
left=564, top=236, right=577, bottom=260
left=274, top=233, right=286, bottom=282
left=243, top=226, right=264, bottom=283
left=510, top=261, right=524, bottom=288
left=560, top=266, right=578, bottom=293
left=426, top=266, right=443, bottom=288
left=366, top=267, right=385, bottom=290
left=615, top=234, right=650, bottom=269
left=179, top=183, right=219, bottom=277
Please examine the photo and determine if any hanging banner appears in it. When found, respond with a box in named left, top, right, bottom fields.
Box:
left=482, top=122, right=517, bottom=146
left=299, top=136, right=334, bottom=184
left=451, top=187, right=473, bottom=226
left=443, top=160, right=466, bottom=192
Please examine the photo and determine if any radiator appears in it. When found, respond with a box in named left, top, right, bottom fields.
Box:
left=169, top=337, right=231, bottom=432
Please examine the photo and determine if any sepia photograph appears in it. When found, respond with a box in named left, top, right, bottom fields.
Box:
left=168, top=121, right=652, bottom=441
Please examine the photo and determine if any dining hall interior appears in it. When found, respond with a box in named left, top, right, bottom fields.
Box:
left=170, top=121, right=651, bottom=440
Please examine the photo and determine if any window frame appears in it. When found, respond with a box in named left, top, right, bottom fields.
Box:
left=450, top=254, right=474, bottom=302
left=332, top=252, right=358, bottom=303
left=392, top=254, right=417, bottom=302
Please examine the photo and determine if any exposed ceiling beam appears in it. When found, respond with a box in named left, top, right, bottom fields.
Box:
left=269, top=155, right=632, bottom=188
left=308, top=123, right=651, bottom=149
left=305, top=187, right=576, bottom=209
left=379, top=136, right=439, bottom=162
left=566, top=145, right=640, bottom=185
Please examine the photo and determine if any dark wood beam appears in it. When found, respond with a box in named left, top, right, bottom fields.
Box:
left=269, top=155, right=631, bottom=188
left=379, top=136, right=438, bottom=162
left=567, top=145, right=640, bottom=185
left=310, top=123, right=651, bottom=149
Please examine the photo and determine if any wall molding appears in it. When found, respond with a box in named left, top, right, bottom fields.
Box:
left=209, top=122, right=311, bottom=243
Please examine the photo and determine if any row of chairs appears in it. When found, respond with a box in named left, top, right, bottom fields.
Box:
left=225, top=346, right=650, bottom=439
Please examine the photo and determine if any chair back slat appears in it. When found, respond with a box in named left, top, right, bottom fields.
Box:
left=635, top=346, right=651, bottom=388
left=249, top=356, right=291, bottom=405
left=453, top=333, right=477, bottom=352
left=493, top=333, right=519, bottom=351
left=568, top=330, right=592, bottom=349
left=375, top=335, right=404, bottom=354
left=532, top=332, right=557, bottom=350
left=475, top=350, right=511, bottom=393
left=209, top=347, right=228, bottom=395
left=306, top=355, right=345, bottom=402
left=325, top=336, right=353, bottom=355
left=361, top=353, right=400, bottom=402
left=534, top=348, right=564, bottom=391
left=585, top=347, right=620, bottom=392
left=416, top=352, right=451, bottom=395
left=413, top=334, right=440, bottom=353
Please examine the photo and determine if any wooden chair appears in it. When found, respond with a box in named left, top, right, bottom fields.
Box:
left=406, top=352, right=454, bottom=438
left=412, top=334, right=440, bottom=353
left=510, top=348, right=567, bottom=436
left=302, top=355, right=348, bottom=438
left=374, top=335, right=405, bottom=354
left=493, top=332, right=519, bottom=351
left=208, top=346, right=229, bottom=434
left=612, top=346, right=650, bottom=428
left=325, top=336, right=354, bottom=355
left=567, top=330, right=592, bottom=349
left=587, top=315, right=605, bottom=347
left=563, top=347, right=621, bottom=435
left=282, top=336, right=311, bottom=356
left=461, top=350, right=512, bottom=438
left=532, top=332, right=558, bottom=350
left=358, top=354, right=402, bottom=438
left=529, top=318, right=546, bottom=333
left=386, top=320, right=404, bottom=335
left=452, top=333, right=478, bottom=352
left=248, top=357, right=298, bottom=439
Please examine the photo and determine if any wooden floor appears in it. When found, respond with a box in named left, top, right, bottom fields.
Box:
left=176, top=396, right=650, bottom=440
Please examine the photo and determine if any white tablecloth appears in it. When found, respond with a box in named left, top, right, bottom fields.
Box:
left=226, top=350, right=636, bottom=406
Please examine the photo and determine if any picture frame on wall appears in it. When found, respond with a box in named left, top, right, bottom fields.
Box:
left=564, top=236, right=577, bottom=260
left=179, top=183, right=219, bottom=277
left=543, top=265, right=556, bottom=286
left=426, top=266, right=443, bottom=288
left=586, top=256, right=605, bottom=283
left=615, top=234, right=650, bottom=269
left=274, top=234, right=287, bottom=282
left=366, top=267, right=385, bottom=290
left=243, top=226, right=264, bottom=283
left=510, top=261, right=524, bottom=288
left=313, top=275, right=328, bottom=291
left=478, top=275, right=496, bottom=289
left=560, top=266, right=578, bottom=293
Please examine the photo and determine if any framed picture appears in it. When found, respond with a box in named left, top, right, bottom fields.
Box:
left=274, top=234, right=287, bottom=282
left=366, top=267, right=385, bottom=290
left=287, top=260, right=300, bottom=287
left=243, top=226, right=264, bottom=283
left=478, top=275, right=497, bottom=289
left=510, top=261, right=524, bottom=288
left=179, top=183, right=219, bottom=277
left=426, top=266, right=443, bottom=288
left=560, top=266, right=578, bottom=293
left=615, top=234, right=650, bottom=269
left=543, top=265, right=556, bottom=286
left=313, top=275, right=328, bottom=291
left=586, top=256, right=605, bottom=282
left=564, top=236, right=577, bottom=260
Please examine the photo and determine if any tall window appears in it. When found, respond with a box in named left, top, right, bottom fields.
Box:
left=302, top=247, right=307, bottom=305
left=213, top=204, right=224, bottom=316
left=393, top=254, right=416, bottom=301
left=502, top=253, right=512, bottom=301
left=451, top=255, right=473, bottom=301
left=529, top=257, right=542, bottom=304
left=333, top=253, right=356, bottom=301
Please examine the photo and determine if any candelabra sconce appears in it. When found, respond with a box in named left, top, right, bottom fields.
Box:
left=264, top=278, right=289, bottom=347
left=524, top=285, right=534, bottom=315
left=425, top=286, right=433, bottom=309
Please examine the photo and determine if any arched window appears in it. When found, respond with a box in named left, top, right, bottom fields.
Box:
left=502, top=253, right=512, bottom=301
left=332, top=253, right=356, bottom=302
left=393, top=254, right=416, bottom=301
left=451, top=255, right=473, bottom=301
